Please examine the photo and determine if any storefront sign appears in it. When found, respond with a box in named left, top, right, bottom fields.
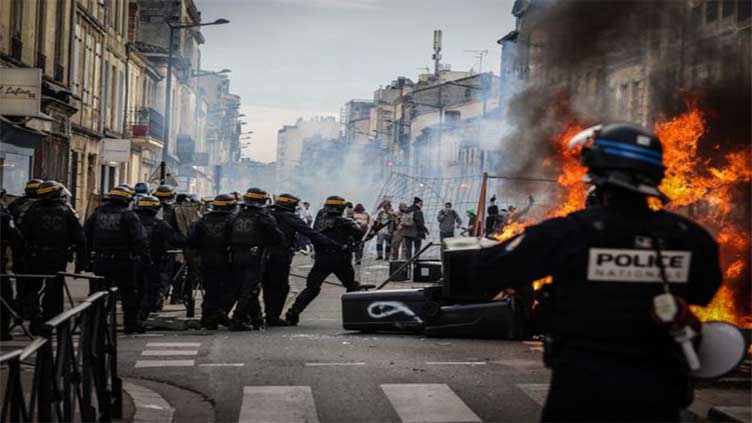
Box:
left=0, top=68, right=42, bottom=116
left=102, top=138, right=131, bottom=163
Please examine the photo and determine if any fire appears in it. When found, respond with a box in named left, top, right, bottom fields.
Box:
left=491, top=100, right=751, bottom=327
left=652, top=100, right=752, bottom=328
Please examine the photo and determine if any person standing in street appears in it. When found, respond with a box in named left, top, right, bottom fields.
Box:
left=352, top=203, right=370, bottom=264
left=374, top=202, right=395, bottom=260
left=478, top=123, right=722, bottom=421
left=389, top=202, right=409, bottom=260
left=19, top=181, right=86, bottom=333
left=227, top=188, right=283, bottom=331
left=133, top=195, right=182, bottom=319
left=85, top=185, right=149, bottom=334
left=437, top=202, right=462, bottom=241
left=285, top=196, right=364, bottom=325
left=187, top=194, right=237, bottom=330
left=401, top=197, right=429, bottom=260
left=264, top=193, right=339, bottom=326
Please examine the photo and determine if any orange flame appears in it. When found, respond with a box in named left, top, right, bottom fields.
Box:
left=492, top=100, right=751, bottom=327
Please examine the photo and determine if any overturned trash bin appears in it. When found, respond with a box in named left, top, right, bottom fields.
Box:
left=342, top=237, right=528, bottom=339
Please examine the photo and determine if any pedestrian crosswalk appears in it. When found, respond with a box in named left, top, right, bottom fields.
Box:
left=237, top=383, right=548, bottom=422
left=134, top=342, right=201, bottom=368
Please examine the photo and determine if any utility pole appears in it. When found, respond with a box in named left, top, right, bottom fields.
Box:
left=464, top=49, right=488, bottom=74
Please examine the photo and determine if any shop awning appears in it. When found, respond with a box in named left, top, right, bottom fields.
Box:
left=0, top=116, right=45, bottom=149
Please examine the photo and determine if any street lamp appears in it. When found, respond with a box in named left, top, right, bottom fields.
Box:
left=161, top=17, right=230, bottom=179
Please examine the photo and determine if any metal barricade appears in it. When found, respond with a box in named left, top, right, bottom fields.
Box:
left=0, top=273, right=122, bottom=422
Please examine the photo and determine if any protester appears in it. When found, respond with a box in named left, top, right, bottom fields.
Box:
left=374, top=203, right=395, bottom=260
left=352, top=203, right=370, bottom=264
left=389, top=202, right=409, bottom=260
left=437, top=202, right=462, bottom=240
left=401, top=197, right=428, bottom=260
left=464, top=208, right=478, bottom=236
left=296, top=201, right=314, bottom=254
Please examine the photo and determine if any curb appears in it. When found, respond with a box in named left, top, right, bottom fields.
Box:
left=123, top=379, right=175, bottom=423
left=708, top=406, right=752, bottom=423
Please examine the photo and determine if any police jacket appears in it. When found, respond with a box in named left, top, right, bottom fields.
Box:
left=7, top=196, right=34, bottom=225
left=84, top=202, right=148, bottom=258
left=270, top=206, right=338, bottom=253
left=229, top=205, right=283, bottom=264
left=134, top=210, right=182, bottom=261
left=313, top=212, right=365, bottom=255
left=1, top=205, right=24, bottom=271
left=20, top=198, right=86, bottom=268
left=187, top=209, right=235, bottom=267
left=480, top=200, right=721, bottom=364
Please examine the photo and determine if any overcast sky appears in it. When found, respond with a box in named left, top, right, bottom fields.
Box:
left=195, top=0, right=517, bottom=162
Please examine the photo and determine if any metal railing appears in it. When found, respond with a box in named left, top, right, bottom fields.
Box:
left=0, top=272, right=122, bottom=422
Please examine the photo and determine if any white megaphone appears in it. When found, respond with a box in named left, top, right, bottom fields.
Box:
left=690, top=321, right=748, bottom=380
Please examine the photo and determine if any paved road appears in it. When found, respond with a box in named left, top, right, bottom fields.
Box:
left=118, top=255, right=552, bottom=422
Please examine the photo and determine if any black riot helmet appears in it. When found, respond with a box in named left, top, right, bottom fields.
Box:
left=36, top=180, right=65, bottom=201
left=568, top=123, right=668, bottom=203
left=274, top=193, right=300, bottom=211
left=243, top=187, right=268, bottom=206
left=25, top=178, right=44, bottom=197
left=154, top=184, right=176, bottom=202
left=135, top=195, right=162, bottom=214
left=323, top=195, right=347, bottom=214
left=106, top=185, right=135, bottom=204
left=212, top=193, right=238, bottom=212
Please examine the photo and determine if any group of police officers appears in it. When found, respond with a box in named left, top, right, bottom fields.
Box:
left=1, top=179, right=368, bottom=337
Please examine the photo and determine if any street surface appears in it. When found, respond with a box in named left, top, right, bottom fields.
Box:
left=2, top=256, right=749, bottom=422
left=119, top=255, right=551, bottom=422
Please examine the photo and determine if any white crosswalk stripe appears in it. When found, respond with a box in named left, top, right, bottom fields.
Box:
left=135, top=342, right=201, bottom=367
left=381, top=383, right=482, bottom=422
left=239, top=386, right=319, bottom=423
left=135, top=360, right=195, bottom=368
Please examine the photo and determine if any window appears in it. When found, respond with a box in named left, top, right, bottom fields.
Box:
left=71, top=25, right=81, bottom=94
left=739, top=0, right=751, bottom=21
left=722, top=0, right=735, bottom=17
left=707, top=0, right=719, bottom=22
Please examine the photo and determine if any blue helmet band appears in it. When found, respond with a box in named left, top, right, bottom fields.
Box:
left=594, top=139, right=663, bottom=166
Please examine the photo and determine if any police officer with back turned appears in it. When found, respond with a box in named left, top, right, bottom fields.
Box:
left=133, top=195, right=182, bottom=318
left=85, top=185, right=150, bottom=334
left=285, top=195, right=365, bottom=326
left=187, top=194, right=237, bottom=330
left=227, top=188, right=283, bottom=331
left=20, top=181, right=86, bottom=333
left=264, top=193, right=339, bottom=326
left=478, top=123, right=722, bottom=421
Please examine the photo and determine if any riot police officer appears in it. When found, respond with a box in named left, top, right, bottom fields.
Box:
left=263, top=193, right=339, bottom=326
left=133, top=195, right=182, bottom=318
left=153, top=184, right=183, bottom=303
left=8, top=178, right=43, bottom=224
left=227, top=188, right=283, bottom=331
left=187, top=194, right=237, bottom=330
left=285, top=196, right=365, bottom=325
left=19, top=181, right=86, bottom=332
left=85, top=185, right=150, bottom=334
left=1, top=188, right=23, bottom=340
left=478, top=123, right=722, bottom=421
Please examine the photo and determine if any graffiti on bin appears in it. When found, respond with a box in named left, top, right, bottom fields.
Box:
left=367, top=301, right=423, bottom=322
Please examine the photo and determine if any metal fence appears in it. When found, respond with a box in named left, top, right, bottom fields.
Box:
left=0, top=273, right=122, bottom=422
